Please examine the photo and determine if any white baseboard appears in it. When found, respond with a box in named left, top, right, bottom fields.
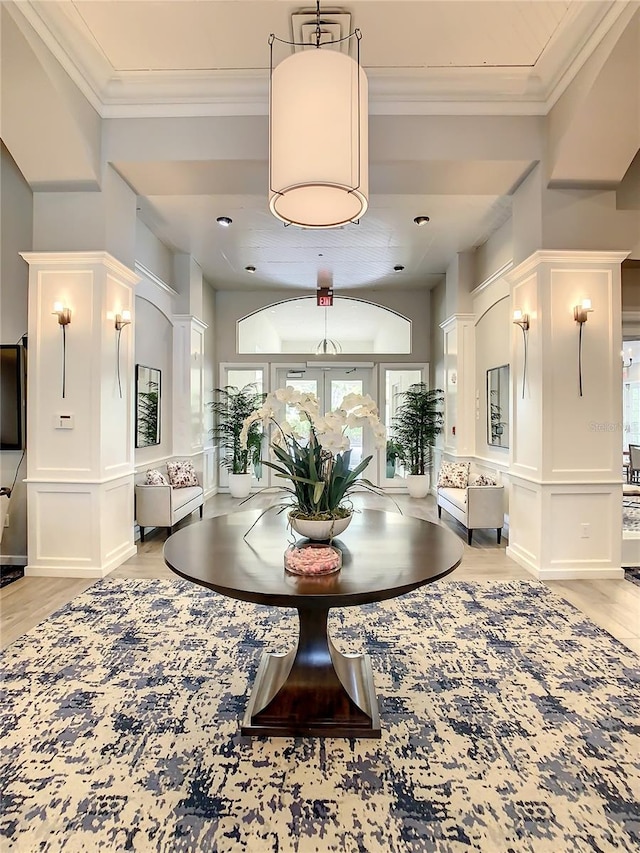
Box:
left=25, top=544, right=137, bottom=578
left=505, top=546, right=625, bottom=580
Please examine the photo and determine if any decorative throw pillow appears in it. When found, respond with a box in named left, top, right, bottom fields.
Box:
left=474, top=474, right=497, bottom=487
left=145, top=469, right=168, bottom=486
left=166, top=460, right=199, bottom=489
left=437, top=461, right=470, bottom=489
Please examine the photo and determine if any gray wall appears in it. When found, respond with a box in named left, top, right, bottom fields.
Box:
left=134, top=298, right=173, bottom=467
left=475, top=297, right=511, bottom=462
left=0, top=143, right=32, bottom=562
left=215, top=287, right=432, bottom=364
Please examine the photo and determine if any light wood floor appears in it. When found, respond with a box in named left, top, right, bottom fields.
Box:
left=2, top=493, right=639, bottom=654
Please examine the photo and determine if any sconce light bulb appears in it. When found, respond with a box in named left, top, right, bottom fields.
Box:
left=513, top=310, right=523, bottom=321
left=122, top=310, right=131, bottom=322
left=581, top=298, right=592, bottom=311
left=53, top=301, right=63, bottom=313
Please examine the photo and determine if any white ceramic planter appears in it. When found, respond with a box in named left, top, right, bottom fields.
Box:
left=406, top=474, right=430, bottom=499
left=289, top=513, right=352, bottom=541
left=228, top=473, right=252, bottom=499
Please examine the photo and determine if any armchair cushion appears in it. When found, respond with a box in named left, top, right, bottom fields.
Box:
left=473, top=474, right=497, bottom=486
left=166, top=460, right=199, bottom=488
left=145, top=468, right=169, bottom=485
left=437, top=461, right=470, bottom=489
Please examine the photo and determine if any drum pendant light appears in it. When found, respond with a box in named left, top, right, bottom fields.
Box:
left=268, top=3, right=368, bottom=229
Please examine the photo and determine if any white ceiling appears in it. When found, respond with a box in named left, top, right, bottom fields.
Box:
left=9, top=0, right=634, bottom=291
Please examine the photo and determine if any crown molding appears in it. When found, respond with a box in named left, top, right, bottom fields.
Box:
left=134, top=262, right=178, bottom=298
left=470, top=261, right=514, bottom=297
left=13, top=0, right=634, bottom=121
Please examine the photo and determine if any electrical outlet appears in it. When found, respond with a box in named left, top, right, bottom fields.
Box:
left=581, top=523, right=590, bottom=538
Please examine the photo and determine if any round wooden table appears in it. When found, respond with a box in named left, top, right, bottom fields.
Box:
left=164, top=508, right=464, bottom=738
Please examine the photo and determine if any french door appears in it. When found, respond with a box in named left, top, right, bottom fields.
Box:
left=273, top=366, right=375, bottom=479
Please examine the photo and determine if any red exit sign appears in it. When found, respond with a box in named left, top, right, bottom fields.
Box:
left=317, top=287, right=333, bottom=307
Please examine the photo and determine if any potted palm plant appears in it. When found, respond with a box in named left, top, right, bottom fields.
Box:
left=209, top=384, right=266, bottom=498
left=391, top=383, right=444, bottom=498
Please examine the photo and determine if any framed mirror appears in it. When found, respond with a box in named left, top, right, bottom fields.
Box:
left=487, top=364, right=509, bottom=448
left=135, top=365, right=161, bottom=448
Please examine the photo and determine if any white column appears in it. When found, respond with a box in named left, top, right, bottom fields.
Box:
left=172, top=315, right=208, bottom=459
left=506, top=250, right=627, bottom=579
left=21, top=251, right=138, bottom=577
left=439, top=314, right=476, bottom=458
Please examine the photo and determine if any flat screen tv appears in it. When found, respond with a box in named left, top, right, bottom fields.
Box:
left=1, top=344, right=25, bottom=450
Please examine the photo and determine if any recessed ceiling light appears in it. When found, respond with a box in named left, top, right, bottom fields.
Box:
left=393, top=265, right=405, bottom=272
left=245, top=265, right=256, bottom=273
left=414, top=216, right=430, bottom=226
left=216, top=216, right=232, bottom=227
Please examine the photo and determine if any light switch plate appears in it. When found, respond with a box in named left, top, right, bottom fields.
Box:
left=55, top=414, right=74, bottom=429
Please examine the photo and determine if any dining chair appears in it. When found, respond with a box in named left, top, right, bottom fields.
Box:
left=630, top=445, right=640, bottom=484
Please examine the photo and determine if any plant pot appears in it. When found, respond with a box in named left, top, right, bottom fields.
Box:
left=406, top=474, right=430, bottom=499
left=228, top=472, right=252, bottom=499
left=289, top=512, right=352, bottom=541
left=386, top=461, right=397, bottom=479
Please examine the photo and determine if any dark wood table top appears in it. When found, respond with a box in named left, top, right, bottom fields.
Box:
left=164, top=509, right=464, bottom=609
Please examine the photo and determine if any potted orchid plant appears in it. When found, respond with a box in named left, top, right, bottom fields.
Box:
left=240, top=386, right=388, bottom=538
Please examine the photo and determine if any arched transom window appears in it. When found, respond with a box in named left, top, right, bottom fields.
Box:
left=237, top=297, right=411, bottom=354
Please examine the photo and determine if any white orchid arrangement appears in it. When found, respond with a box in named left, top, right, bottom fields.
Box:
left=240, top=387, right=387, bottom=519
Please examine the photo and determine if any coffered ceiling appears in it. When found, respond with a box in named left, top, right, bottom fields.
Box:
left=4, top=1, right=637, bottom=291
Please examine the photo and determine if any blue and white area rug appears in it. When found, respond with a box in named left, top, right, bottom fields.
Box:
left=1, top=579, right=639, bottom=852
left=623, top=498, right=640, bottom=533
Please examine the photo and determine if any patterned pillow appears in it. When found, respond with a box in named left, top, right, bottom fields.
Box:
left=474, top=474, right=497, bottom=487
left=437, top=461, right=470, bottom=489
left=166, top=461, right=199, bottom=489
left=145, top=469, right=168, bottom=486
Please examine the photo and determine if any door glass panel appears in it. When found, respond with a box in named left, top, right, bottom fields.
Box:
left=331, top=379, right=364, bottom=467
left=284, top=379, right=317, bottom=442
left=218, top=366, right=266, bottom=487
left=274, top=367, right=374, bottom=480
left=226, top=369, right=264, bottom=394
left=384, top=368, right=423, bottom=480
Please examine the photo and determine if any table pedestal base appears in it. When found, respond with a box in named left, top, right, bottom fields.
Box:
left=241, top=607, right=381, bottom=738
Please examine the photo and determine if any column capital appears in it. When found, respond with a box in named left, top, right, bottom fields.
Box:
left=439, top=313, right=475, bottom=332
left=506, top=250, right=629, bottom=284
left=20, top=251, right=139, bottom=285
left=173, top=313, right=208, bottom=332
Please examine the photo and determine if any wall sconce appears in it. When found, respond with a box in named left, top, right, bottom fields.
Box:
left=512, top=309, right=530, bottom=399
left=574, top=298, right=593, bottom=397
left=52, top=301, right=71, bottom=398
left=114, top=310, right=131, bottom=399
